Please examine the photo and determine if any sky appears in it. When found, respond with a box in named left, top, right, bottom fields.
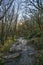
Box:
left=0, top=0, right=43, bottom=21
left=0, top=0, right=30, bottom=19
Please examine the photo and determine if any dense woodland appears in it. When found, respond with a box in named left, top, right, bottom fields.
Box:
left=0, top=0, right=43, bottom=65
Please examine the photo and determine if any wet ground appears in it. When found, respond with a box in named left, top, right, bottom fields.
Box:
left=4, top=37, right=37, bottom=65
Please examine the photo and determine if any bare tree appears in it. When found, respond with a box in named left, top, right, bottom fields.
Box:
left=0, top=0, right=15, bottom=45
left=0, top=0, right=14, bottom=20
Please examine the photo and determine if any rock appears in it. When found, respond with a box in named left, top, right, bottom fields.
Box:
left=9, top=38, right=28, bottom=53
left=4, top=37, right=37, bottom=65
left=3, top=53, right=20, bottom=59
left=9, top=42, right=22, bottom=52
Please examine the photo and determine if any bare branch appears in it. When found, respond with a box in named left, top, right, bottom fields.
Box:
left=29, top=0, right=43, bottom=12
left=0, top=0, right=14, bottom=20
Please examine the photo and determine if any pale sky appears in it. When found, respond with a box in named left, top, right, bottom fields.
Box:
left=0, top=0, right=43, bottom=21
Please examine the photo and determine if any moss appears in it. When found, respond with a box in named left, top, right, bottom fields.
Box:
left=0, top=36, right=17, bottom=52
left=0, top=59, right=5, bottom=65
left=29, top=37, right=43, bottom=50
left=36, top=53, right=43, bottom=65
